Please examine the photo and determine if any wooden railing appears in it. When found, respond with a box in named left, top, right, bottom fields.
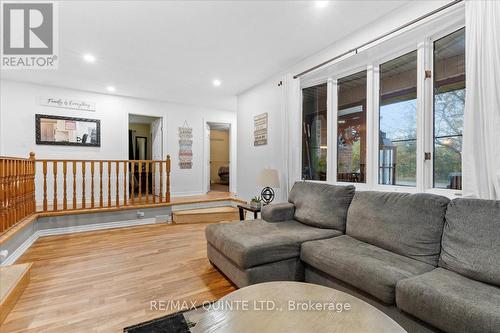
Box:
left=0, top=154, right=36, bottom=233
left=0, top=153, right=171, bottom=234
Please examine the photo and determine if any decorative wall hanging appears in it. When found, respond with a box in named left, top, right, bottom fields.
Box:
left=254, top=112, right=268, bottom=146
left=40, top=97, right=96, bottom=111
left=35, top=114, right=100, bottom=147
left=178, top=121, right=193, bottom=169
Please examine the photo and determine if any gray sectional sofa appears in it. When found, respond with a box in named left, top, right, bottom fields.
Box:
left=205, top=182, right=500, bottom=333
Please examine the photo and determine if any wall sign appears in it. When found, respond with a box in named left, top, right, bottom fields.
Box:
left=254, top=112, right=268, bottom=146
left=40, top=97, right=96, bottom=112
left=178, top=122, right=193, bottom=169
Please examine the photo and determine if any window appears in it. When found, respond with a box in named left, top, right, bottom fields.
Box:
left=337, top=71, right=367, bottom=183
left=433, top=28, right=465, bottom=190
left=379, top=51, right=418, bottom=186
left=302, top=83, right=327, bottom=181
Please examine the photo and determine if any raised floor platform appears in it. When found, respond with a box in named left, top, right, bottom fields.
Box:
left=0, top=263, right=31, bottom=325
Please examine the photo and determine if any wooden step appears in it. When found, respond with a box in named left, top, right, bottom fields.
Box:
left=172, top=206, right=239, bottom=224
left=0, top=263, right=32, bottom=325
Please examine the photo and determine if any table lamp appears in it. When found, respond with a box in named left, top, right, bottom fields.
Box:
left=257, top=168, right=280, bottom=205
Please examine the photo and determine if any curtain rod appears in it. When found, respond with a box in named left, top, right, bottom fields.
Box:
left=293, top=0, right=464, bottom=79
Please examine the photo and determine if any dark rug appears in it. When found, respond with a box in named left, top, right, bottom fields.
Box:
left=123, top=306, right=206, bottom=333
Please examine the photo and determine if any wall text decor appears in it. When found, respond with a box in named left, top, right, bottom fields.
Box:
left=178, top=122, right=193, bottom=169
left=254, top=112, right=268, bottom=146
left=40, top=97, right=96, bottom=111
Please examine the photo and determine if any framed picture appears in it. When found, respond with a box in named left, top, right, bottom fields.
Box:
left=35, top=114, right=101, bottom=147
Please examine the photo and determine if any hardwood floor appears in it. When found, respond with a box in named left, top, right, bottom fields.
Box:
left=0, top=224, right=235, bottom=333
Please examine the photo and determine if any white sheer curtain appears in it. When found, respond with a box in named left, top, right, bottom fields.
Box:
left=462, top=0, right=500, bottom=199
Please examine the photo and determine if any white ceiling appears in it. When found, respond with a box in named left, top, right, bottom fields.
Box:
left=0, top=1, right=411, bottom=111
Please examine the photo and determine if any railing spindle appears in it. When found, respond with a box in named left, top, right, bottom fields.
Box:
left=107, top=161, right=111, bottom=207
left=159, top=161, right=163, bottom=202
left=42, top=161, right=48, bottom=211
left=0, top=159, right=5, bottom=232
left=73, top=161, right=77, bottom=209
left=52, top=161, right=58, bottom=211
left=123, top=162, right=127, bottom=206
left=90, top=161, right=95, bottom=208
left=145, top=162, right=149, bottom=204
left=138, top=161, right=142, bottom=204
left=81, top=162, right=86, bottom=209
left=152, top=162, right=156, bottom=204
left=131, top=161, right=135, bottom=205
left=99, top=161, right=103, bottom=208
left=63, top=161, right=67, bottom=210
left=115, top=162, right=120, bottom=207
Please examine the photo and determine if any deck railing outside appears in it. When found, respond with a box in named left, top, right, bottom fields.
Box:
left=0, top=153, right=171, bottom=234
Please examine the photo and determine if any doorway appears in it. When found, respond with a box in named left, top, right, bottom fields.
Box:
left=206, top=122, right=230, bottom=193
left=128, top=114, right=163, bottom=197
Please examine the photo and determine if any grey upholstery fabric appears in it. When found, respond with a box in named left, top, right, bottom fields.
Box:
left=346, top=191, right=449, bottom=266
left=305, top=266, right=438, bottom=333
left=261, top=202, right=295, bottom=222
left=205, top=219, right=340, bottom=269
left=300, top=235, right=434, bottom=304
left=288, top=182, right=355, bottom=230
left=207, top=243, right=304, bottom=288
left=396, top=268, right=500, bottom=333
left=439, top=198, right=500, bottom=286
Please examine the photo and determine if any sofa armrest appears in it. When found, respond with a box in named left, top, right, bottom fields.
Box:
left=261, top=202, right=295, bottom=222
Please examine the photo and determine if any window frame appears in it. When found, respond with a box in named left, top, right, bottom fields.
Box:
left=298, top=5, right=465, bottom=198
left=424, top=26, right=466, bottom=198
left=331, top=65, right=372, bottom=189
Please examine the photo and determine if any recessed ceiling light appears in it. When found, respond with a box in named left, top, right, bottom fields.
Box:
left=213, top=79, right=222, bottom=87
left=106, top=86, right=116, bottom=92
left=83, top=53, right=96, bottom=63
left=315, top=1, right=328, bottom=8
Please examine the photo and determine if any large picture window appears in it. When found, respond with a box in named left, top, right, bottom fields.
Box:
left=302, top=83, right=328, bottom=181
left=379, top=51, right=418, bottom=186
left=337, top=71, right=367, bottom=183
left=433, top=28, right=465, bottom=190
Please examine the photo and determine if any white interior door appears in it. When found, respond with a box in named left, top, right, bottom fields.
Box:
left=205, top=123, right=211, bottom=193
left=151, top=118, right=163, bottom=196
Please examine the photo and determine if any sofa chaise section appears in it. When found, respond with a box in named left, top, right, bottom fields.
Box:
left=396, top=198, right=500, bottom=333
left=205, top=182, right=355, bottom=287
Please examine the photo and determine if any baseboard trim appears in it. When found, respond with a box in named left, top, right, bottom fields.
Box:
left=2, top=218, right=158, bottom=266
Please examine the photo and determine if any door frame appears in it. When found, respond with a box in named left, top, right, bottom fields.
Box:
left=203, top=120, right=235, bottom=194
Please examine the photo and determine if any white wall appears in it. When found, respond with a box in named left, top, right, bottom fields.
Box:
left=236, top=0, right=453, bottom=201
left=0, top=80, right=236, bottom=197
left=237, top=76, right=284, bottom=202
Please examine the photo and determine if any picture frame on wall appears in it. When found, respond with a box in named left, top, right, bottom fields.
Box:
left=35, top=114, right=101, bottom=147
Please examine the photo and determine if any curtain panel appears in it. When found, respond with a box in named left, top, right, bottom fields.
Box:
left=462, top=0, right=500, bottom=199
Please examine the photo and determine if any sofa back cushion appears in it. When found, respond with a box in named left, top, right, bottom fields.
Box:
left=346, top=191, right=449, bottom=266
left=439, top=198, right=500, bottom=286
left=288, top=182, right=355, bottom=231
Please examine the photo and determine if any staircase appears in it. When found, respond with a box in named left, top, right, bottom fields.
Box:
left=172, top=206, right=239, bottom=224
left=0, top=263, right=31, bottom=325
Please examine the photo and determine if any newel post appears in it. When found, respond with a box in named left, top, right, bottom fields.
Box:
left=166, top=155, right=171, bottom=202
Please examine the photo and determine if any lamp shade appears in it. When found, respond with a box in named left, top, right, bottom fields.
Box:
left=257, top=168, right=280, bottom=188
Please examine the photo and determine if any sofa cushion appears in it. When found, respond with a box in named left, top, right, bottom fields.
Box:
left=288, top=182, right=355, bottom=231
left=346, top=191, right=449, bottom=266
left=261, top=202, right=295, bottom=222
left=300, top=235, right=434, bottom=304
left=396, top=268, right=500, bottom=333
left=439, top=198, right=500, bottom=286
left=205, top=219, right=341, bottom=269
